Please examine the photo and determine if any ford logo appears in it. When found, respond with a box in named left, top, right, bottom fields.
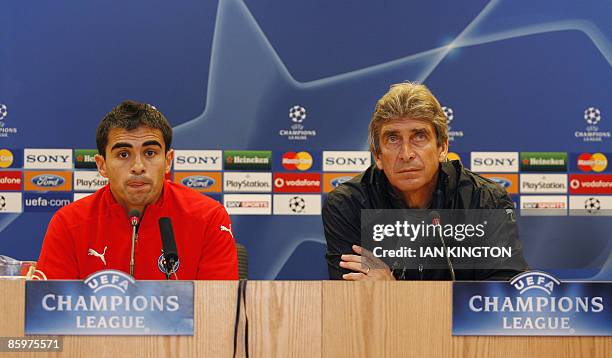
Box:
left=331, top=176, right=352, bottom=188
left=182, top=176, right=214, bottom=189
left=489, top=177, right=511, bottom=188
left=32, top=174, right=64, bottom=187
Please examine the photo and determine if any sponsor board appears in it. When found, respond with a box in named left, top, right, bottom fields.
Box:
left=24, top=171, right=73, bottom=191
left=74, top=149, right=98, bottom=169
left=273, top=194, right=321, bottom=215
left=569, top=174, right=612, bottom=194
left=575, top=153, right=608, bottom=172
left=223, top=172, right=271, bottom=192
left=24, top=149, right=73, bottom=170
left=281, top=151, right=313, bottom=171
left=224, top=150, right=272, bottom=171
left=74, top=192, right=93, bottom=201
left=0, top=148, right=22, bottom=168
left=25, top=270, right=194, bottom=335
left=322, top=151, right=371, bottom=172
left=520, top=196, right=567, bottom=216
left=453, top=271, right=611, bottom=336
left=24, top=192, right=72, bottom=212
left=470, top=152, right=518, bottom=173
left=520, top=174, right=567, bottom=194
left=173, top=150, right=222, bottom=171
left=74, top=171, right=108, bottom=192
left=0, top=192, right=23, bottom=213
left=569, top=196, right=612, bottom=216
left=323, top=173, right=358, bottom=192
left=173, top=172, right=222, bottom=192
left=224, top=194, right=271, bottom=215
left=520, top=152, right=567, bottom=172
left=273, top=173, right=321, bottom=193
left=0, top=170, right=23, bottom=191
left=481, top=174, right=518, bottom=194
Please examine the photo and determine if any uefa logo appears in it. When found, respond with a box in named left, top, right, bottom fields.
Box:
left=0, top=104, right=7, bottom=120
left=584, top=197, right=601, bottom=214
left=289, top=105, right=306, bottom=123
left=584, top=107, right=601, bottom=126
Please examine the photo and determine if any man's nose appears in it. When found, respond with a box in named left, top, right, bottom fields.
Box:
left=398, top=142, right=416, bottom=161
left=130, top=154, right=146, bottom=175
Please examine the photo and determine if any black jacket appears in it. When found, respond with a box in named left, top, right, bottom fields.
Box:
left=322, top=160, right=528, bottom=280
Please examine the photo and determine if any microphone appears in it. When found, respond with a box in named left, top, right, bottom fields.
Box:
left=158, top=217, right=179, bottom=279
left=128, top=209, right=141, bottom=277
left=429, top=211, right=455, bottom=281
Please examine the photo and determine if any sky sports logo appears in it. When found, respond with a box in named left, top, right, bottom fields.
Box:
left=24, top=149, right=73, bottom=170
left=224, top=194, right=271, bottom=215
left=520, top=152, right=567, bottom=172
left=224, top=150, right=272, bottom=171
left=520, top=196, right=567, bottom=216
left=173, top=150, right=222, bottom=171
left=24, top=193, right=72, bottom=212
left=470, top=152, right=518, bottom=173
left=322, top=151, right=371, bottom=172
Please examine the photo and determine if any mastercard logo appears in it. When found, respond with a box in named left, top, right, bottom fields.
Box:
left=577, top=153, right=607, bottom=172
left=0, top=149, right=14, bottom=168
left=282, top=151, right=313, bottom=171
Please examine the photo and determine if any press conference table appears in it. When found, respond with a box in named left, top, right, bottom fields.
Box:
left=0, top=280, right=609, bottom=357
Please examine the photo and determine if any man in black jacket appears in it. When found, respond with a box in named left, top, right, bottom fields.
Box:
left=322, top=82, right=527, bottom=281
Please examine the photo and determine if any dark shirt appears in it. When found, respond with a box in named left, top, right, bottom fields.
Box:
left=322, top=160, right=528, bottom=281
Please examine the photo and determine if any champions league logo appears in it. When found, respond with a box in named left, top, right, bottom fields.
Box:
left=26, top=270, right=194, bottom=335
left=279, top=104, right=317, bottom=141
left=442, top=106, right=463, bottom=142
left=465, top=271, right=605, bottom=334
left=575, top=107, right=610, bottom=142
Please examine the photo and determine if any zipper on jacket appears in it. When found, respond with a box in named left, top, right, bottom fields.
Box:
left=418, top=264, right=424, bottom=280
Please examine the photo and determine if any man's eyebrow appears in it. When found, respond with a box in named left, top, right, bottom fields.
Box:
left=381, top=129, right=400, bottom=136
left=142, top=140, right=162, bottom=148
left=110, top=142, right=133, bottom=151
left=411, top=127, right=430, bottom=134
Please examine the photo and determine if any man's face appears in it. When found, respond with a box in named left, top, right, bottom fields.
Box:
left=374, top=118, right=448, bottom=195
left=95, top=126, right=173, bottom=211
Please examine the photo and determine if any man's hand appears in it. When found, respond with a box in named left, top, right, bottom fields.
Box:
left=339, top=245, right=395, bottom=281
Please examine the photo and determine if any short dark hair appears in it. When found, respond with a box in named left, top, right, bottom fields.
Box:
left=96, top=100, right=172, bottom=156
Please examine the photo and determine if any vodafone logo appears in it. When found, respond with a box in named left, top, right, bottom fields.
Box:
left=569, top=174, right=612, bottom=194
left=273, top=173, right=321, bottom=193
left=281, top=151, right=313, bottom=171
left=577, top=153, right=608, bottom=172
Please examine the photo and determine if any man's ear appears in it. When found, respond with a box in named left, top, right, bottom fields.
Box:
left=438, top=139, right=449, bottom=162
left=374, top=152, right=384, bottom=170
left=165, top=149, right=174, bottom=174
left=94, top=154, right=108, bottom=178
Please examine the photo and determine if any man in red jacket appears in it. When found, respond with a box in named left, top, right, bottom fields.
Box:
left=36, top=100, right=238, bottom=280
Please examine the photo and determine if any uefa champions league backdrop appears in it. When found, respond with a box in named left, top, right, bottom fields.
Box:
left=1, top=0, right=611, bottom=280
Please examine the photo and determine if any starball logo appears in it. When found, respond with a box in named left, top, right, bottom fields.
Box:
left=575, top=107, right=610, bottom=142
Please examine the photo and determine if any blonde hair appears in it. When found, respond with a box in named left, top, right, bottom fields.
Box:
left=368, top=82, right=448, bottom=155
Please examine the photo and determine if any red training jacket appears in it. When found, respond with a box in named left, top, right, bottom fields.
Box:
left=36, top=180, right=238, bottom=280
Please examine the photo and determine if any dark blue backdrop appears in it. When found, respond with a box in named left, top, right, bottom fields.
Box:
left=1, top=0, right=611, bottom=279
